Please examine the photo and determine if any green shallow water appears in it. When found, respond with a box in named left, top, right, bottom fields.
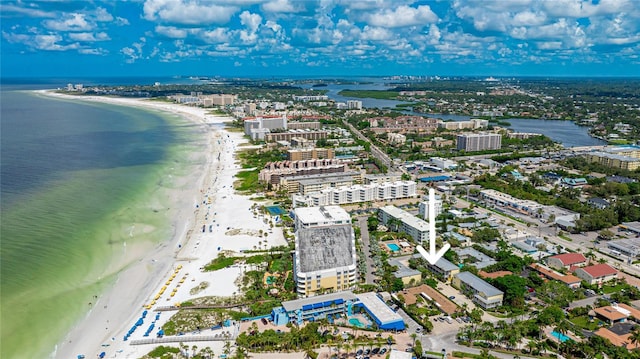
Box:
left=0, top=92, right=205, bottom=359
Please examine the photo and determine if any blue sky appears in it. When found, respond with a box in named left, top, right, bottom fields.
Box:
left=2, top=0, right=639, bottom=78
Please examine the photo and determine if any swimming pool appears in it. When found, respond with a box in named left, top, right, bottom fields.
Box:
left=551, top=331, right=570, bottom=343
left=387, top=243, right=400, bottom=252
left=349, top=318, right=366, bottom=328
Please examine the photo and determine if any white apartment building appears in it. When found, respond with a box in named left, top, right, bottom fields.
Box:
left=378, top=205, right=430, bottom=243
left=347, top=100, right=363, bottom=110
left=418, top=196, right=444, bottom=220
left=293, top=181, right=417, bottom=207
left=456, top=133, right=502, bottom=151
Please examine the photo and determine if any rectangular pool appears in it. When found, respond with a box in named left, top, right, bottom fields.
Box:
left=387, top=243, right=400, bottom=252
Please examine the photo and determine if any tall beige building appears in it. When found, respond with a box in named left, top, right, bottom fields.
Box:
left=294, top=206, right=357, bottom=297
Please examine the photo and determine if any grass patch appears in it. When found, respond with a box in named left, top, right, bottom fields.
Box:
left=203, top=254, right=238, bottom=271
left=234, top=169, right=260, bottom=192
left=602, top=283, right=627, bottom=294
left=570, top=315, right=599, bottom=330
left=559, top=234, right=573, bottom=242
left=143, top=345, right=180, bottom=358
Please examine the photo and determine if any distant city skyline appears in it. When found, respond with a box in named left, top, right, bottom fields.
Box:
left=2, top=0, right=639, bottom=78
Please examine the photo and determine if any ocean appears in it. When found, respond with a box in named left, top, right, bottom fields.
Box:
left=0, top=86, right=202, bottom=358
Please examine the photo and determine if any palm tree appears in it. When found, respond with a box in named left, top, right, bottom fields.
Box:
left=526, top=340, right=536, bottom=354
left=630, top=326, right=640, bottom=349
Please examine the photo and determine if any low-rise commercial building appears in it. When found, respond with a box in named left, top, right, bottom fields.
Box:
left=479, top=189, right=543, bottom=215
left=452, top=271, right=503, bottom=309
left=608, top=238, right=640, bottom=258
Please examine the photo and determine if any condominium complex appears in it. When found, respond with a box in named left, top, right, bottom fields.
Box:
left=203, top=94, right=236, bottom=106
left=585, top=152, right=640, bottom=171
left=244, top=115, right=288, bottom=140
left=456, top=133, right=502, bottom=152
left=293, top=206, right=357, bottom=296
left=438, top=119, right=488, bottom=130
left=378, top=205, right=430, bottom=243
left=293, top=181, right=417, bottom=207
left=452, top=271, right=503, bottom=309
left=287, top=148, right=335, bottom=161
left=265, top=130, right=328, bottom=143
left=280, top=171, right=363, bottom=194
left=363, top=173, right=403, bottom=185
left=258, top=159, right=348, bottom=186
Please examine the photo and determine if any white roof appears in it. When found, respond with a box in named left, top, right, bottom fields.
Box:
left=294, top=206, right=350, bottom=224
left=389, top=350, right=413, bottom=359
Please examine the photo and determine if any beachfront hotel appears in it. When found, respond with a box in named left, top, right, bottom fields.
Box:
left=293, top=206, right=357, bottom=297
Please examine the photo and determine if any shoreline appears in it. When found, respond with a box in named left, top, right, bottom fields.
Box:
left=37, top=91, right=287, bottom=359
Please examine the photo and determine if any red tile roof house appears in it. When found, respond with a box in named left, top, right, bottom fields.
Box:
left=574, top=263, right=619, bottom=286
left=545, top=253, right=588, bottom=270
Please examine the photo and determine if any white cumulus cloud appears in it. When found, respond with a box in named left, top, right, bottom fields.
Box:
left=366, top=5, right=438, bottom=28
left=143, top=0, right=238, bottom=25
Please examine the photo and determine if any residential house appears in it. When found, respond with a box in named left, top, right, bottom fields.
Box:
left=574, top=263, right=618, bottom=286
left=546, top=253, right=588, bottom=270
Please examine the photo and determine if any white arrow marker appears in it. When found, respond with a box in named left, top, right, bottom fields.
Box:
left=416, top=188, right=450, bottom=265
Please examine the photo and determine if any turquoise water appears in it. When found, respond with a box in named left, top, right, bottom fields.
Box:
left=0, top=89, right=203, bottom=358
left=349, top=318, right=365, bottom=328
left=551, top=331, right=570, bottom=342
left=387, top=243, right=400, bottom=252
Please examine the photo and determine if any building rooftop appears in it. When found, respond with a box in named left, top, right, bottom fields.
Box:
left=355, top=292, right=403, bottom=326
left=380, top=206, right=430, bottom=232
left=281, top=291, right=357, bottom=312
left=529, top=264, right=582, bottom=285
left=434, top=256, right=459, bottom=272
left=608, top=237, right=640, bottom=256
left=455, top=271, right=503, bottom=298
left=548, top=253, right=587, bottom=266
left=454, top=247, right=497, bottom=269
left=594, top=306, right=629, bottom=321
left=577, top=263, right=618, bottom=278
left=388, top=257, right=421, bottom=279
left=297, top=224, right=355, bottom=273
left=589, top=151, right=639, bottom=162
left=294, top=206, right=351, bottom=225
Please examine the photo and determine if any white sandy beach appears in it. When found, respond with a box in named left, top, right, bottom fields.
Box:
left=39, top=91, right=287, bottom=359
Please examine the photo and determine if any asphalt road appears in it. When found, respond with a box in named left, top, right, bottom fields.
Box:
left=357, top=216, right=377, bottom=285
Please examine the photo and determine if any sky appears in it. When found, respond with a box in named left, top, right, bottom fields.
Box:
left=2, top=0, right=640, bottom=78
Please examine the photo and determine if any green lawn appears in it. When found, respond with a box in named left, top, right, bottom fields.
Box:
left=570, top=315, right=599, bottom=330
